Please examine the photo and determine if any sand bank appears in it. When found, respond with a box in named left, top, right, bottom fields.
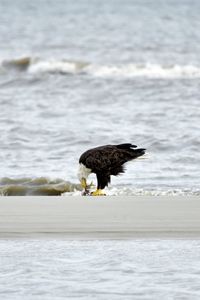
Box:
left=0, top=196, right=200, bottom=238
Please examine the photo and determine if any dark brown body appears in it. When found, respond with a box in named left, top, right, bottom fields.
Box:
left=79, top=143, right=146, bottom=189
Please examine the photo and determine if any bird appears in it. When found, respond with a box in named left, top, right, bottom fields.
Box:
left=78, top=143, right=146, bottom=196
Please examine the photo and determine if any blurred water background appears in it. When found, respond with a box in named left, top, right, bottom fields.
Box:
left=0, top=0, right=200, bottom=195
left=1, top=2, right=200, bottom=299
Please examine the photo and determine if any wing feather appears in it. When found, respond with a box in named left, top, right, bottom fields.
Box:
left=79, top=144, right=145, bottom=175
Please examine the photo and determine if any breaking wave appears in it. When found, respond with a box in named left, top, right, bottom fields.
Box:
left=1, top=56, right=200, bottom=79
left=1, top=177, right=199, bottom=196
left=0, top=177, right=81, bottom=196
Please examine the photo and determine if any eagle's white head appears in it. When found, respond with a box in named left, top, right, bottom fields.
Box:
left=77, top=163, right=91, bottom=188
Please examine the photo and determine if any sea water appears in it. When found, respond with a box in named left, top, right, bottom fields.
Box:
left=0, top=239, right=200, bottom=299
left=1, top=2, right=200, bottom=298
left=0, top=0, right=200, bottom=195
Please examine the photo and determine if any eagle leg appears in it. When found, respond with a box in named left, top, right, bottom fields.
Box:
left=90, top=189, right=106, bottom=196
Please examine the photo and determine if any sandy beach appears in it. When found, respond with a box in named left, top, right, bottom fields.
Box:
left=0, top=196, right=200, bottom=238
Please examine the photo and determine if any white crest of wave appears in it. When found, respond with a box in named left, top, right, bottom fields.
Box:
left=27, top=59, right=200, bottom=78
left=28, top=59, right=88, bottom=74
left=88, top=63, right=200, bottom=78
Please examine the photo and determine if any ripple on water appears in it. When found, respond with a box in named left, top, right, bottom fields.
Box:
left=1, top=240, right=200, bottom=299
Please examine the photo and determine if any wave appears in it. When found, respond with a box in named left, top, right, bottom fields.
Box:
left=1, top=56, right=200, bottom=79
left=1, top=57, right=32, bottom=71
left=0, top=177, right=81, bottom=196
left=1, top=177, right=199, bottom=196
left=86, top=63, right=200, bottom=79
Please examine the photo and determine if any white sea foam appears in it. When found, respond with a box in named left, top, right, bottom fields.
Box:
left=90, top=63, right=200, bottom=78
left=2, top=56, right=200, bottom=78
left=28, top=60, right=81, bottom=74
left=63, top=186, right=200, bottom=197
left=27, top=59, right=200, bottom=78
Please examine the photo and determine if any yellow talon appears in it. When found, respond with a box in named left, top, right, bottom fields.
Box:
left=90, top=189, right=106, bottom=196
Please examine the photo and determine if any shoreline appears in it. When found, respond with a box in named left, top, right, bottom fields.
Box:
left=0, top=196, right=200, bottom=239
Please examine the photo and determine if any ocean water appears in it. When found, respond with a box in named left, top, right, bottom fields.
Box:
left=0, top=0, right=200, bottom=195
left=1, top=239, right=200, bottom=300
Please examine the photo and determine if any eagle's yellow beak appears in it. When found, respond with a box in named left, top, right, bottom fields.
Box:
left=81, top=178, right=87, bottom=189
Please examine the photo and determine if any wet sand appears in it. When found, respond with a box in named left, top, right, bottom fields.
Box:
left=0, top=196, right=200, bottom=238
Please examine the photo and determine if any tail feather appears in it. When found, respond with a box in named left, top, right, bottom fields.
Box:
left=116, top=143, right=146, bottom=158
left=116, top=143, right=137, bottom=150
left=124, top=147, right=146, bottom=160
left=132, top=148, right=146, bottom=158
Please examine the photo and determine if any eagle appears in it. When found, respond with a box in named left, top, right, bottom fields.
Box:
left=78, top=143, right=146, bottom=196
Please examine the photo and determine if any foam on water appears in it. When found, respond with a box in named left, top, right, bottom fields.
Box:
left=1, top=177, right=199, bottom=196
left=2, top=57, right=200, bottom=79
left=28, top=59, right=89, bottom=75
left=87, top=63, right=200, bottom=79
left=65, top=186, right=200, bottom=197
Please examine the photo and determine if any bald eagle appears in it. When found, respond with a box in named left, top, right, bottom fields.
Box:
left=78, top=143, right=146, bottom=196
